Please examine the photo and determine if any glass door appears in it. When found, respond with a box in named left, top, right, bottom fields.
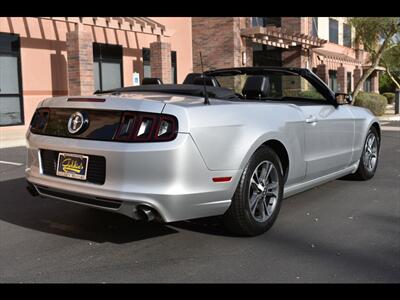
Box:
left=0, top=33, right=23, bottom=126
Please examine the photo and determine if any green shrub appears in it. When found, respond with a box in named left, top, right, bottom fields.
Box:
left=382, top=92, right=395, bottom=104
left=354, top=92, right=388, bottom=116
left=298, top=90, right=325, bottom=100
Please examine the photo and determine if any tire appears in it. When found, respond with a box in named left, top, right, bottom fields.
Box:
left=224, top=146, right=284, bottom=236
left=353, top=126, right=380, bottom=180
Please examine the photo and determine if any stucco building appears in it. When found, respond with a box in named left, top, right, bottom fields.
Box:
left=192, top=17, right=381, bottom=94
left=0, top=17, right=380, bottom=144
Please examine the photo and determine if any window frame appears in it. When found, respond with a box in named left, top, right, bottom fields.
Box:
left=0, top=32, right=24, bottom=127
left=329, top=69, right=338, bottom=92
left=93, top=42, right=123, bottom=92
left=251, top=17, right=281, bottom=27
left=171, top=50, right=177, bottom=84
left=311, top=17, right=318, bottom=38
left=329, top=18, right=339, bottom=44
left=343, top=23, right=352, bottom=48
left=347, top=71, right=352, bottom=93
left=142, top=47, right=151, bottom=79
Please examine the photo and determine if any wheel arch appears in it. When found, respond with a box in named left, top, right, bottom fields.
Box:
left=371, top=122, right=381, bottom=141
left=260, top=139, right=290, bottom=183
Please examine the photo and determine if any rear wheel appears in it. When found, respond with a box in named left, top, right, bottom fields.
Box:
left=224, top=146, right=284, bottom=236
left=353, top=126, right=380, bottom=180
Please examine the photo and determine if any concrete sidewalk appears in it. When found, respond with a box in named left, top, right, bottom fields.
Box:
left=378, top=104, right=400, bottom=122
left=0, top=126, right=27, bottom=149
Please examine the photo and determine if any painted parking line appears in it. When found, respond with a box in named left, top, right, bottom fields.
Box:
left=381, top=126, right=400, bottom=132
left=0, top=160, right=24, bottom=166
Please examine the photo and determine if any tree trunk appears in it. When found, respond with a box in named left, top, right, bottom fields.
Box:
left=351, top=36, right=392, bottom=101
left=386, top=66, right=400, bottom=89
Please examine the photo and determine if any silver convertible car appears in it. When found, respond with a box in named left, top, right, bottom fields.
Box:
left=25, top=67, right=380, bottom=236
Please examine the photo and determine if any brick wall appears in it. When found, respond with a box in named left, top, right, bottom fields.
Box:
left=192, top=17, right=252, bottom=72
left=66, top=27, right=94, bottom=96
left=337, top=65, right=346, bottom=93
left=281, top=17, right=311, bottom=68
left=150, top=41, right=172, bottom=84
left=316, top=63, right=328, bottom=84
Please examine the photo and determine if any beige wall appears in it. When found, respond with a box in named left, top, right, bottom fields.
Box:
left=0, top=17, right=193, bottom=131
left=315, top=17, right=355, bottom=48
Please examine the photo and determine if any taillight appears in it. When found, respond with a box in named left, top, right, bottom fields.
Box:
left=30, top=108, right=49, bottom=134
left=115, top=112, right=178, bottom=142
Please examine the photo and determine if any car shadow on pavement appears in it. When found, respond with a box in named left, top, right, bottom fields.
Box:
left=171, top=216, right=237, bottom=237
left=0, top=177, right=179, bottom=244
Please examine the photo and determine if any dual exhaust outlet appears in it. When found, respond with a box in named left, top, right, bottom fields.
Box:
left=136, top=205, right=159, bottom=222
left=27, top=181, right=159, bottom=223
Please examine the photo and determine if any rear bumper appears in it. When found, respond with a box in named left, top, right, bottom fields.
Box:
left=25, top=132, right=241, bottom=222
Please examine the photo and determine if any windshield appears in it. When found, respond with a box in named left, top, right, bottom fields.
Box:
left=214, top=72, right=325, bottom=101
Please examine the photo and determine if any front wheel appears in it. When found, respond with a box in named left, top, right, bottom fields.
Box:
left=224, top=146, right=284, bottom=236
left=353, top=126, right=380, bottom=180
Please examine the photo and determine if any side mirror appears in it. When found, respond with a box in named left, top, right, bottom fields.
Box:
left=335, top=92, right=352, bottom=105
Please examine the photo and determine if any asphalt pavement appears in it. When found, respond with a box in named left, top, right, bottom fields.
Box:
left=0, top=122, right=399, bottom=283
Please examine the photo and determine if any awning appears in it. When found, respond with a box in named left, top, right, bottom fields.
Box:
left=313, top=48, right=361, bottom=64
left=241, top=26, right=327, bottom=49
left=40, top=17, right=172, bottom=37
left=362, top=65, right=386, bottom=71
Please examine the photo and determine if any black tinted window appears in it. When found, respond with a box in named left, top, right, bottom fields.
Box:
left=329, top=18, right=339, bottom=44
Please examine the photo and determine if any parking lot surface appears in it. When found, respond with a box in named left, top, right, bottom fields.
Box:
left=0, top=122, right=399, bottom=283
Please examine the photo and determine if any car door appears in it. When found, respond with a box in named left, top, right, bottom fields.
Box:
left=281, top=73, right=354, bottom=181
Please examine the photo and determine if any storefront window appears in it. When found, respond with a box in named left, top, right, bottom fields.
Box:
left=364, top=76, right=372, bottom=92
left=93, top=43, right=123, bottom=92
left=142, top=48, right=151, bottom=79
left=347, top=71, right=352, bottom=93
left=329, top=70, right=338, bottom=92
left=142, top=48, right=177, bottom=83
left=171, top=51, right=177, bottom=84
left=0, top=33, right=23, bottom=126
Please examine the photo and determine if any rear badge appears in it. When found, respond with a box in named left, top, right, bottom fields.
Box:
left=68, top=111, right=89, bottom=134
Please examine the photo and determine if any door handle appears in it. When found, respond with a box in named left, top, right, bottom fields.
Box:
left=305, top=116, right=318, bottom=124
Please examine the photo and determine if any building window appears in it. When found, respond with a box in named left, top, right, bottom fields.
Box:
left=347, top=71, right=352, bottom=93
left=171, top=51, right=177, bottom=84
left=0, top=33, right=24, bottom=126
left=251, top=17, right=281, bottom=27
left=143, top=48, right=177, bottom=83
left=329, top=70, right=338, bottom=92
left=329, top=18, right=339, bottom=44
left=343, top=23, right=352, bottom=48
left=93, top=43, right=123, bottom=92
left=364, top=76, right=372, bottom=92
left=142, top=48, right=151, bottom=79
left=311, top=17, right=318, bottom=38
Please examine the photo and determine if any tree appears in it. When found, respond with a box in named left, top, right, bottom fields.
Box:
left=380, top=40, right=400, bottom=90
left=347, top=17, right=400, bottom=100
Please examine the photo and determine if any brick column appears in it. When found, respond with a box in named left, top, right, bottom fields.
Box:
left=337, top=64, right=346, bottom=93
left=66, top=26, right=94, bottom=95
left=371, top=70, right=379, bottom=93
left=316, top=63, right=328, bottom=84
left=353, top=66, right=362, bottom=92
left=150, top=41, right=171, bottom=84
left=192, top=17, right=250, bottom=72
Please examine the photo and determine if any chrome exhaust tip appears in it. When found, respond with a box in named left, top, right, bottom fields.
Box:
left=136, top=206, right=156, bottom=222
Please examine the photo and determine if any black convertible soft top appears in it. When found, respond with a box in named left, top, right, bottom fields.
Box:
left=95, top=84, right=238, bottom=100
